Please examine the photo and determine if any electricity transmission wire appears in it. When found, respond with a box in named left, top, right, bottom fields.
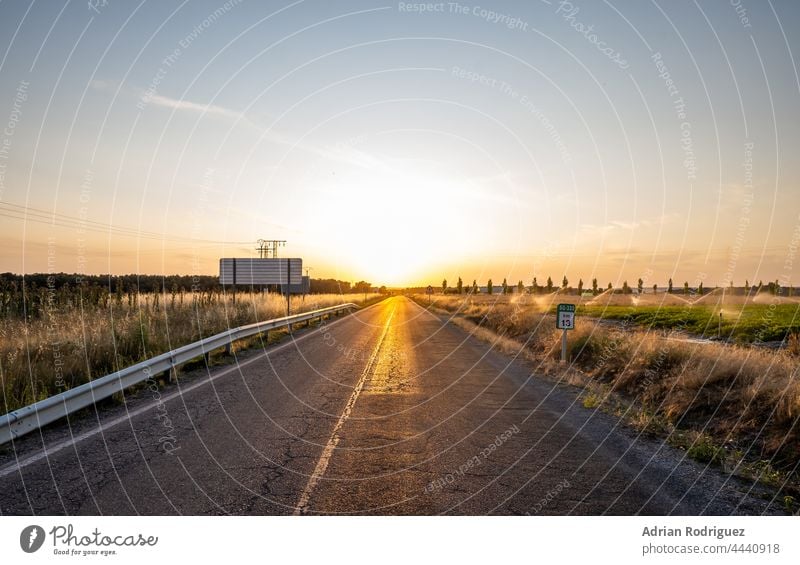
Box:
left=0, top=202, right=252, bottom=245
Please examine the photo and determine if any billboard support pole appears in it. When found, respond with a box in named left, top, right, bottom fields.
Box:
left=286, top=258, right=291, bottom=318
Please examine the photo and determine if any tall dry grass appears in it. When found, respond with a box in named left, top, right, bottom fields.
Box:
left=418, top=294, right=800, bottom=471
left=0, top=292, right=379, bottom=414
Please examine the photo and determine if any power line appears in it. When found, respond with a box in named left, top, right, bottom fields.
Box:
left=0, top=202, right=251, bottom=245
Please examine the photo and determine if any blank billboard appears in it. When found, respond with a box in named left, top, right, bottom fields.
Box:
left=219, top=258, right=303, bottom=285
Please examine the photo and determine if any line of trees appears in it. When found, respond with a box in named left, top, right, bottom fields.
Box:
left=0, top=273, right=375, bottom=319
left=433, top=274, right=795, bottom=296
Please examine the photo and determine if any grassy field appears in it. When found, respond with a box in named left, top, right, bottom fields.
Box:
left=576, top=304, right=800, bottom=343
left=423, top=289, right=800, bottom=343
left=413, top=292, right=800, bottom=490
left=0, top=291, right=381, bottom=415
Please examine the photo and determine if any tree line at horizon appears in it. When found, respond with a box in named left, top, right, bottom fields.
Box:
left=428, top=276, right=794, bottom=296
left=0, top=272, right=378, bottom=319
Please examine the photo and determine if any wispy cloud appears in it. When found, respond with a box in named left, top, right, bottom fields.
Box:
left=89, top=80, right=246, bottom=123
left=92, top=80, right=405, bottom=175
left=132, top=88, right=380, bottom=166
left=144, top=93, right=244, bottom=120
left=580, top=212, right=680, bottom=236
left=138, top=91, right=403, bottom=173
left=314, top=143, right=388, bottom=171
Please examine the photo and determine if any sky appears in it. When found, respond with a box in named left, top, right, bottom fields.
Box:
left=0, top=0, right=798, bottom=287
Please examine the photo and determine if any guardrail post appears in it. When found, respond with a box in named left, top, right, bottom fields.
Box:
left=225, top=342, right=232, bottom=355
left=204, top=351, right=211, bottom=365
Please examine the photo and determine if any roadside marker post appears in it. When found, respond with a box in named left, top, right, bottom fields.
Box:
left=556, top=303, right=575, bottom=363
left=426, top=285, right=433, bottom=305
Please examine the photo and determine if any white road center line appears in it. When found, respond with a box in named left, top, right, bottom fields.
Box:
left=293, top=306, right=396, bottom=515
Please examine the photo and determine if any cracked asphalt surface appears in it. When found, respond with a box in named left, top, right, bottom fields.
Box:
left=0, top=296, right=783, bottom=515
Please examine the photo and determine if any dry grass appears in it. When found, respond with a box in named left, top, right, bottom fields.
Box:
left=416, top=293, right=800, bottom=475
left=0, top=292, right=380, bottom=414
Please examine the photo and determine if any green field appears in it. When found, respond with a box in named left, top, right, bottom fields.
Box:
left=573, top=304, right=800, bottom=343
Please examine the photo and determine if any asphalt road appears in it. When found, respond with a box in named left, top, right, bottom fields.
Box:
left=0, top=296, right=783, bottom=515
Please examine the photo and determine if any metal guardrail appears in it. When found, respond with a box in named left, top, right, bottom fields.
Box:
left=0, top=303, right=358, bottom=446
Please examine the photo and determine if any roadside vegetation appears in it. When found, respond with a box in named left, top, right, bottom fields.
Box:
left=419, top=281, right=800, bottom=344
left=0, top=273, right=382, bottom=415
left=413, top=292, right=800, bottom=503
left=576, top=304, right=800, bottom=343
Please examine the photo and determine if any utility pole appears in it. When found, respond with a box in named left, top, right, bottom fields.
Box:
left=255, top=239, right=290, bottom=316
left=256, top=239, right=286, bottom=259
left=256, top=238, right=287, bottom=296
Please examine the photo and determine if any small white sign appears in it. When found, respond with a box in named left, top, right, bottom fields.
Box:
left=557, top=311, right=574, bottom=330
